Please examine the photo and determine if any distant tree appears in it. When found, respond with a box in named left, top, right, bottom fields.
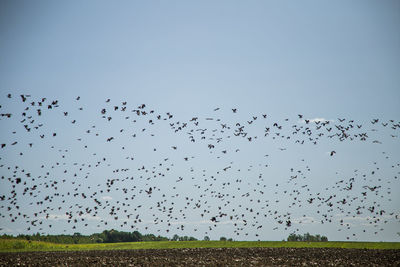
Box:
left=203, top=236, right=210, bottom=241
left=304, top=233, right=311, bottom=241
left=172, top=234, right=179, bottom=241
left=287, top=233, right=297, bottom=242
left=143, top=233, right=157, bottom=241
left=220, top=237, right=227, bottom=241
left=179, top=236, right=190, bottom=241
left=131, top=231, right=143, bottom=242
left=287, top=233, right=328, bottom=242
left=227, top=238, right=233, bottom=241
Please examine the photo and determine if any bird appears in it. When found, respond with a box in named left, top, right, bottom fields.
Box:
left=0, top=93, right=396, bottom=243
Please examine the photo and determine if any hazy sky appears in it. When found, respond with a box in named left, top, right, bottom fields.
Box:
left=0, top=1, right=399, bottom=241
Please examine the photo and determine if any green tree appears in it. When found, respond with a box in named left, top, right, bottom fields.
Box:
left=131, top=231, right=142, bottom=242
left=203, top=236, right=210, bottom=241
left=179, top=236, right=189, bottom=241
left=220, top=237, right=227, bottom=241
left=287, top=233, right=297, bottom=241
left=287, top=233, right=328, bottom=242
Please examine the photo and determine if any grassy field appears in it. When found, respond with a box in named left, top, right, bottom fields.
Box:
left=0, top=239, right=399, bottom=252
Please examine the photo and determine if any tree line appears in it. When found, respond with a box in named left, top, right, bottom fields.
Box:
left=287, top=233, right=328, bottom=242
left=0, top=230, right=199, bottom=244
left=1, top=230, right=328, bottom=243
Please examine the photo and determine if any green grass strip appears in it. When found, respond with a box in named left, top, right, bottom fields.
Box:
left=1, top=239, right=399, bottom=252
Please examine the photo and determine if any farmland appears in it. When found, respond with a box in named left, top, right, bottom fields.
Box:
left=1, top=239, right=399, bottom=266
left=1, top=239, right=400, bottom=252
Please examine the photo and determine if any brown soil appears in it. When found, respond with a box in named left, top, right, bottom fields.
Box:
left=0, top=247, right=399, bottom=266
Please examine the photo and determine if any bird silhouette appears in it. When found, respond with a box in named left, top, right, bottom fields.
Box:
left=0, top=93, right=397, bottom=241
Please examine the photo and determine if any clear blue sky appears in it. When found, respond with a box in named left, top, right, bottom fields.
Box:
left=0, top=0, right=399, bottom=241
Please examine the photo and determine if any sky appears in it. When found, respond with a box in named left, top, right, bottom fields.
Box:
left=0, top=0, right=399, bottom=241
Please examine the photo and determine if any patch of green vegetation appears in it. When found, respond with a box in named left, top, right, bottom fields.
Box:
left=0, top=239, right=63, bottom=252
left=0, top=239, right=399, bottom=252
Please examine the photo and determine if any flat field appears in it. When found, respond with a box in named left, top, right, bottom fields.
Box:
left=0, top=247, right=399, bottom=266
left=1, top=239, right=400, bottom=252
left=1, top=240, right=399, bottom=266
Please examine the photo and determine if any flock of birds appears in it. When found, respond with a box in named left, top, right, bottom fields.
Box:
left=0, top=93, right=399, bottom=240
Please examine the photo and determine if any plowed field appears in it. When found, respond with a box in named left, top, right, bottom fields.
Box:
left=1, top=247, right=399, bottom=266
